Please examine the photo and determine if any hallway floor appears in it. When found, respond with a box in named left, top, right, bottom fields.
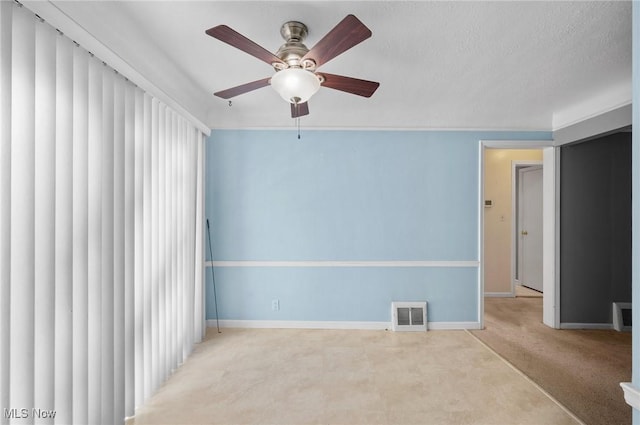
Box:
left=515, top=284, right=542, bottom=297
left=472, top=297, right=632, bottom=425
left=130, top=327, right=580, bottom=425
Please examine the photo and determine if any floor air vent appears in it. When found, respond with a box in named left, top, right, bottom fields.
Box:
left=613, top=302, right=632, bottom=332
left=391, top=301, right=427, bottom=332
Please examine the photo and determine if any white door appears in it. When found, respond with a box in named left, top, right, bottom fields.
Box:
left=518, top=166, right=543, bottom=292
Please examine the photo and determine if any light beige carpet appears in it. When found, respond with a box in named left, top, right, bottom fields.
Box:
left=131, top=328, right=580, bottom=425
left=472, top=297, right=631, bottom=425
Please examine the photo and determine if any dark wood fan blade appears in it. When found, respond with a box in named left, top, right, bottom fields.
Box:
left=291, top=102, right=310, bottom=118
left=214, top=77, right=271, bottom=99
left=320, top=73, right=379, bottom=97
left=206, top=25, right=284, bottom=67
left=301, top=15, right=371, bottom=68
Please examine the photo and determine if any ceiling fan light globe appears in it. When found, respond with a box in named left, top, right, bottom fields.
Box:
left=271, top=68, right=321, bottom=104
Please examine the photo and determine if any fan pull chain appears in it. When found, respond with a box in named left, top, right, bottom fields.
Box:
left=297, top=117, right=301, bottom=140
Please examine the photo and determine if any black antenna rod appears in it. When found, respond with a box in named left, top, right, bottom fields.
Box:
left=206, top=219, right=221, bottom=333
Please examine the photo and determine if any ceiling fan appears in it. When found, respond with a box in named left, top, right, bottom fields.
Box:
left=205, top=15, right=380, bottom=118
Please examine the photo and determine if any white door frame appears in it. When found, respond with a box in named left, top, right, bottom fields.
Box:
left=479, top=140, right=559, bottom=329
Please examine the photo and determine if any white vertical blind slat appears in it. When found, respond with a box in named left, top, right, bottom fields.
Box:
left=166, top=109, right=172, bottom=373
left=53, top=33, right=73, bottom=425
left=113, top=74, right=126, bottom=425
left=165, top=111, right=178, bottom=369
left=176, top=114, right=183, bottom=361
left=100, top=64, right=115, bottom=425
left=182, top=119, right=188, bottom=352
left=190, top=126, right=197, bottom=350
left=183, top=119, right=190, bottom=354
left=188, top=121, right=195, bottom=353
left=10, top=7, right=36, bottom=423
left=174, top=114, right=183, bottom=365
left=181, top=119, right=190, bottom=357
left=170, top=108, right=176, bottom=376
left=133, top=87, right=145, bottom=411
left=0, top=3, right=206, bottom=423
left=123, top=81, right=136, bottom=420
left=170, top=112, right=177, bottom=368
left=182, top=119, right=188, bottom=361
left=71, top=42, right=89, bottom=425
left=157, top=105, right=166, bottom=383
left=0, top=3, right=12, bottom=423
left=183, top=121, right=191, bottom=353
left=194, top=133, right=205, bottom=344
left=166, top=110, right=173, bottom=372
left=142, top=93, right=152, bottom=403
left=150, top=98, right=159, bottom=392
left=33, top=19, right=56, bottom=425
left=87, top=55, right=103, bottom=425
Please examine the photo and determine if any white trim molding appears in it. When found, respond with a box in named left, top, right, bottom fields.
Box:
left=205, top=260, right=479, bottom=268
left=210, top=320, right=390, bottom=330
left=552, top=80, right=632, bottom=131
left=206, top=320, right=481, bottom=331
left=620, top=383, right=640, bottom=411
left=553, top=103, right=632, bottom=146
left=481, top=140, right=554, bottom=150
left=542, top=147, right=559, bottom=328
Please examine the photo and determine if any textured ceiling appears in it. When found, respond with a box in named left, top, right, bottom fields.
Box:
left=48, top=1, right=632, bottom=131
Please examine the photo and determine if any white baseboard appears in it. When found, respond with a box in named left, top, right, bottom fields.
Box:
left=207, top=320, right=482, bottom=331
left=620, top=383, right=640, bottom=410
left=209, top=320, right=389, bottom=330
left=559, top=322, right=613, bottom=330
left=484, top=292, right=515, bottom=298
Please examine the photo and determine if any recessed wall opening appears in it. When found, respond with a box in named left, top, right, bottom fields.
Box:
left=479, top=140, right=556, bottom=329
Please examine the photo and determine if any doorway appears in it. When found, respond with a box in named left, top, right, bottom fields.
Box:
left=479, top=140, right=558, bottom=329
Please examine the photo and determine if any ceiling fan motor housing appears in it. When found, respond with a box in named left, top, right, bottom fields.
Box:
left=274, top=21, right=315, bottom=70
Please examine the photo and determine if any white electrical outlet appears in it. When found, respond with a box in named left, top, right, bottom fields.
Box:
left=272, top=299, right=279, bottom=311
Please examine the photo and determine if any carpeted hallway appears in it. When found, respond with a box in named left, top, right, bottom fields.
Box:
left=471, top=297, right=632, bottom=425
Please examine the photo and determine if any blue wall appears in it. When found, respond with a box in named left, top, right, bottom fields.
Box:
left=205, top=129, right=551, bottom=324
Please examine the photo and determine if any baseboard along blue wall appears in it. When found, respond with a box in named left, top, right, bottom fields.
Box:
left=205, top=129, right=551, bottom=323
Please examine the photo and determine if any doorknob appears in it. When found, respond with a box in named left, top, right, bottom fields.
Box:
left=521, top=230, right=528, bottom=236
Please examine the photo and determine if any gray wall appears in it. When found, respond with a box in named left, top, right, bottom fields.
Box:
left=560, top=132, right=632, bottom=324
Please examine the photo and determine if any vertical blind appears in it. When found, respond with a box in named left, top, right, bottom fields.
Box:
left=0, top=2, right=206, bottom=424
